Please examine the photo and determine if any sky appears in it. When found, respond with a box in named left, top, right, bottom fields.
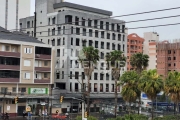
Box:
left=30, top=0, right=180, bottom=40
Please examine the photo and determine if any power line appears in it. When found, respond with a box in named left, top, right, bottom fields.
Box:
left=10, top=6, right=180, bottom=31
left=35, top=22, right=180, bottom=38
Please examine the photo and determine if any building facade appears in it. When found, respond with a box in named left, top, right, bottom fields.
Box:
left=0, top=27, right=54, bottom=116
left=157, top=40, right=180, bottom=77
left=0, top=0, right=30, bottom=30
left=20, top=0, right=127, bottom=112
left=143, top=32, right=159, bottom=70
left=127, top=33, right=144, bottom=70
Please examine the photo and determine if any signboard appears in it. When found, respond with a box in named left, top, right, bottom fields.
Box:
left=26, top=106, right=31, bottom=112
left=7, top=106, right=10, bottom=111
left=28, top=88, right=48, bottom=94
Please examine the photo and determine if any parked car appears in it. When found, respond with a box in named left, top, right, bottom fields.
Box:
left=51, top=114, right=67, bottom=119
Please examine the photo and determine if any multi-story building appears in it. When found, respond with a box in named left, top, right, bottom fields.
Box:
left=143, top=32, right=159, bottom=70
left=20, top=0, right=127, bottom=112
left=157, top=40, right=180, bottom=77
left=0, top=26, right=54, bottom=116
left=0, top=0, right=31, bottom=30
left=127, top=33, right=144, bottom=70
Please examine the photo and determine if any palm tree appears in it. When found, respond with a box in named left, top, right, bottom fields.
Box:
left=79, top=46, right=99, bottom=115
left=130, top=53, right=149, bottom=114
left=120, top=71, right=140, bottom=114
left=164, top=71, right=180, bottom=114
left=130, top=53, right=149, bottom=74
left=106, top=50, right=126, bottom=117
left=139, top=69, right=163, bottom=120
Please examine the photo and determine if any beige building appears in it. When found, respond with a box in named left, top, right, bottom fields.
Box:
left=0, top=27, right=54, bottom=116
left=143, top=32, right=159, bottom=70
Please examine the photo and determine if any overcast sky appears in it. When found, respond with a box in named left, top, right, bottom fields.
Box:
left=30, top=0, right=180, bottom=40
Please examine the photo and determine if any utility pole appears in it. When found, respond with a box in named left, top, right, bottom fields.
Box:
left=81, top=74, right=85, bottom=120
left=3, top=88, right=7, bottom=120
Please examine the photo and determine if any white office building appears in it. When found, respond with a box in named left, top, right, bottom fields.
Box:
left=20, top=0, right=127, bottom=112
left=0, top=0, right=31, bottom=30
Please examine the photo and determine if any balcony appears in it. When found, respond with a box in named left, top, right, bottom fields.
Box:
left=0, top=78, right=19, bottom=83
left=0, top=51, right=20, bottom=58
left=0, top=65, right=20, bottom=71
left=35, top=67, right=51, bottom=72
left=35, top=54, right=51, bottom=60
left=34, top=79, right=50, bottom=83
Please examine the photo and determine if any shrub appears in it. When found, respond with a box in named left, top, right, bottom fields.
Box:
left=107, top=114, right=148, bottom=120
left=154, top=115, right=180, bottom=120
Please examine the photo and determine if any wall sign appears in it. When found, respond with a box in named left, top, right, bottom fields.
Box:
left=28, top=88, right=48, bottom=94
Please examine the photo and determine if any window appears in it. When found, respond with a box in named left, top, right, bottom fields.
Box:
left=58, top=27, right=61, bottom=34
left=100, top=21, right=103, bottom=29
left=101, top=42, right=104, bottom=49
left=12, top=87, right=16, bottom=92
left=107, top=33, right=110, bottom=39
left=89, top=40, right=93, bottom=46
left=94, top=20, right=98, bottom=28
left=27, top=21, right=30, bottom=28
left=168, top=50, right=171, bottom=54
left=100, top=73, right=104, bottom=80
left=82, top=18, right=85, bottom=26
left=118, top=34, right=121, bottom=41
left=75, top=16, right=79, bottom=25
left=83, top=28, right=86, bottom=36
left=76, top=38, right=80, bottom=46
left=118, top=44, right=121, bottom=50
left=52, top=28, right=55, bottom=35
left=71, top=38, right=73, bottom=45
left=62, top=71, right=64, bottom=79
left=1, top=87, right=7, bottom=93
left=75, top=72, right=79, bottom=79
left=174, top=57, right=176, bottom=60
left=44, top=61, right=48, bottom=66
left=112, top=44, right=115, bottom=50
left=52, top=17, right=56, bottom=24
left=63, top=26, right=65, bottom=34
left=122, top=25, right=125, bottom=33
left=48, top=29, right=50, bottom=36
left=106, top=73, right=109, bottom=80
left=111, top=24, right=114, bottom=31
left=95, top=30, right=98, bottom=37
left=89, top=29, right=93, bottom=37
left=24, top=60, right=31, bottom=66
left=82, top=40, right=86, bottom=47
left=24, top=48, right=32, bottom=54
left=63, top=38, right=65, bottom=45
left=24, top=73, right=30, bottom=79
left=112, top=33, right=116, bottom=40
left=101, top=52, right=104, bottom=59
left=51, top=39, right=55, bottom=46
left=88, top=19, right=92, bottom=27
left=57, top=49, right=60, bottom=57
left=44, top=73, right=48, bottom=78
left=56, top=73, right=60, bottom=79
left=107, top=42, right=110, bottom=49
left=106, top=22, right=109, bottom=30
left=5, top=46, right=9, bottom=51
left=57, top=39, right=61, bottom=46
left=117, top=24, right=120, bottom=32
left=101, top=31, right=104, bottom=38
left=123, top=35, right=125, bottom=41
left=95, top=41, right=98, bottom=48
left=71, top=27, right=73, bottom=34
left=76, top=28, right=80, bottom=35
left=70, top=71, right=72, bottom=79
left=94, top=73, right=98, bottom=80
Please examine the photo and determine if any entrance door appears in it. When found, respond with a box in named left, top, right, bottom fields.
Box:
left=18, top=106, right=26, bottom=116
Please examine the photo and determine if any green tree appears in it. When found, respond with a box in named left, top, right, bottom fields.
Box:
left=139, top=69, right=163, bottom=120
left=106, top=50, right=126, bottom=117
left=164, top=71, right=180, bottom=114
left=130, top=53, right=149, bottom=114
left=79, top=46, right=99, bottom=115
left=120, top=71, right=140, bottom=113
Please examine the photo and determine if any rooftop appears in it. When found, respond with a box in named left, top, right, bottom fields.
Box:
left=0, top=26, right=43, bottom=44
left=53, top=2, right=112, bottom=16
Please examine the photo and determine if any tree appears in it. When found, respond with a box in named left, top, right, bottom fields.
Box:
left=130, top=53, right=149, bottom=74
left=106, top=50, right=126, bottom=117
left=79, top=46, right=99, bottom=115
left=120, top=71, right=140, bottom=113
left=164, top=71, right=180, bottom=114
left=139, top=69, right=163, bottom=120
left=130, top=53, right=149, bottom=114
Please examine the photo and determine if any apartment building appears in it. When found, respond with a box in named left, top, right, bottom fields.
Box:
left=157, top=40, right=180, bottom=77
left=20, top=0, right=127, bottom=112
left=0, top=0, right=31, bottom=30
left=143, top=32, right=159, bottom=70
left=127, top=33, right=144, bottom=70
left=0, top=26, right=54, bottom=116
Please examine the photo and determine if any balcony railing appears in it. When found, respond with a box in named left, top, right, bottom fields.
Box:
left=0, top=51, right=20, bottom=58
left=0, top=78, right=19, bottom=83
left=34, top=79, right=50, bottom=83
left=35, top=54, right=51, bottom=60
left=0, top=64, right=20, bottom=71
left=35, top=67, right=51, bottom=72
